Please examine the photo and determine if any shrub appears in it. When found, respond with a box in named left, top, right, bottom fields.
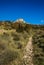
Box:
left=0, top=49, right=19, bottom=65
left=33, top=30, right=44, bottom=65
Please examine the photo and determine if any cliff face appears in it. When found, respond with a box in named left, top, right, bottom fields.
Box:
left=0, top=20, right=44, bottom=65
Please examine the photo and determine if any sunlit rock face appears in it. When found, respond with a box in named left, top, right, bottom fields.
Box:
left=16, top=18, right=25, bottom=23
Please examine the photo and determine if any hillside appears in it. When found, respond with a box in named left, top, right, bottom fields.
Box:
left=0, top=19, right=44, bottom=65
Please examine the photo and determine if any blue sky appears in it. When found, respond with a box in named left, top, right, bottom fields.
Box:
left=0, top=0, right=44, bottom=24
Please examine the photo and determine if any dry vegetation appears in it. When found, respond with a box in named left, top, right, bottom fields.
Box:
left=0, top=21, right=44, bottom=65
left=0, top=21, right=30, bottom=65
left=32, top=30, right=44, bottom=65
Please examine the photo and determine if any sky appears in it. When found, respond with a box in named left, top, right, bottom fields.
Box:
left=0, top=0, right=44, bottom=24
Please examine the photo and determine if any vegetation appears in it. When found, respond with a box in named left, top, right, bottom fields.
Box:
left=0, top=20, right=44, bottom=65
left=0, top=21, right=30, bottom=65
left=32, top=30, right=44, bottom=65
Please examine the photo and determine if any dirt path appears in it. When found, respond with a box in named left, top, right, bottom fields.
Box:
left=23, top=37, right=33, bottom=65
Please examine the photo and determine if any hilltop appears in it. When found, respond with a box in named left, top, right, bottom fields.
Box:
left=0, top=19, right=44, bottom=65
